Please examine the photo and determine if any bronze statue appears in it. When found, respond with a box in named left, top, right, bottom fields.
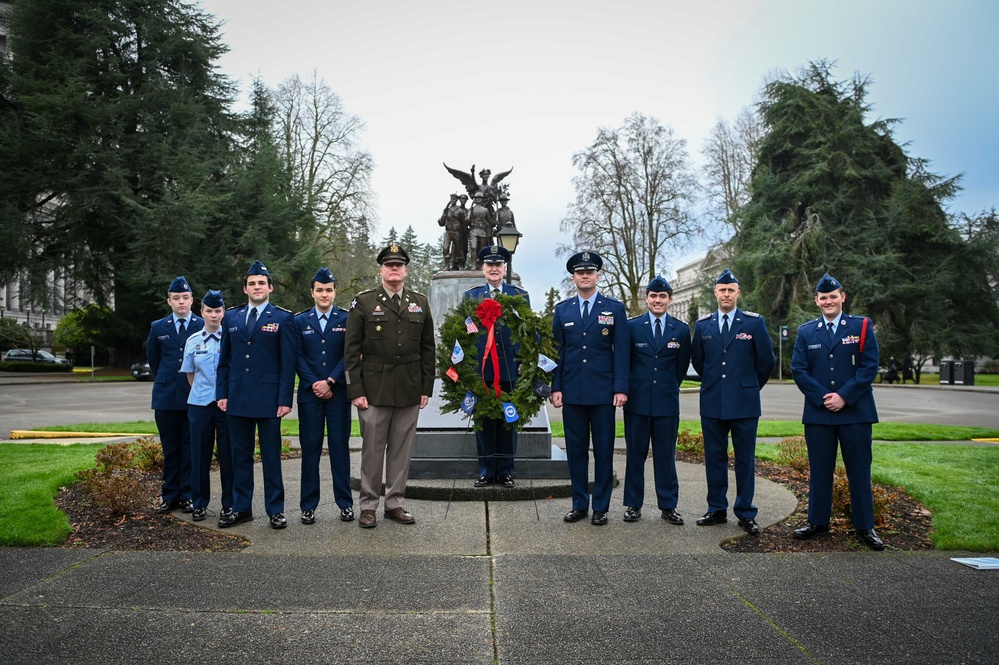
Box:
left=467, top=192, right=494, bottom=268
left=442, top=163, right=515, bottom=270
left=443, top=163, right=512, bottom=210
left=437, top=193, right=469, bottom=270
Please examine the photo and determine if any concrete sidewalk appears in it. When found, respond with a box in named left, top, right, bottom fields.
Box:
left=2, top=455, right=997, bottom=663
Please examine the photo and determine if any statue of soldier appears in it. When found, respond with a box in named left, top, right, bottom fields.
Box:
left=437, top=194, right=461, bottom=270
left=456, top=194, right=470, bottom=269
left=468, top=192, right=495, bottom=269
left=495, top=194, right=515, bottom=235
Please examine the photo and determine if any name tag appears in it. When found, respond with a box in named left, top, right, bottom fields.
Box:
left=563, top=321, right=574, bottom=327
left=303, top=328, right=315, bottom=335
left=158, top=335, right=170, bottom=341
left=372, top=310, right=385, bottom=316
left=808, top=343, right=822, bottom=349
left=229, top=326, right=239, bottom=332
left=634, top=342, right=648, bottom=348
left=330, top=327, right=346, bottom=332
left=195, top=350, right=209, bottom=355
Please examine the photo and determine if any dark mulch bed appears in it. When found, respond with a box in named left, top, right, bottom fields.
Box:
left=675, top=450, right=935, bottom=553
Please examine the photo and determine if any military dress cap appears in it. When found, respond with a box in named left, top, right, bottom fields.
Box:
left=312, top=267, right=336, bottom=284
left=377, top=244, right=410, bottom=265
left=815, top=273, right=842, bottom=292
left=646, top=276, right=673, bottom=295
left=245, top=260, right=270, bottom=277
left=499, top=193, right=510, bottom=201
left=458, top=193, right=468, bottom=200
left=168, top=276, right=192, bottom=293
left=202, top=289, right=224, bottom=308
left=478, top=245, right=511, bottom=264
left=565, top=251, right=603, bottom=273
left=716, top=268, right=739, bottom=284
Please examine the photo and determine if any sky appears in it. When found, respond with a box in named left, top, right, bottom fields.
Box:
left=197, top=0, right=999, bottom=301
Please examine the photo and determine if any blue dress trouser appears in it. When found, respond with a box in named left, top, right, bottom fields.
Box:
left=188, top=403, right=233, bottom=511
left=227, top=415, right=284, bottom=516
left=623, top=412, right=680, bottom=510
left=154, top=409, right=191, bottom=503
left=701, top=416, right=759, bottom=519
left=563, top=403, right=616, bottom=513
left=804, top=423, right=875, bottom=530
left=298, top=399, right=354, bottom=511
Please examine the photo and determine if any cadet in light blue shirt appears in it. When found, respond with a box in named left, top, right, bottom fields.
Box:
left=181, top=289, right=233, bottom=524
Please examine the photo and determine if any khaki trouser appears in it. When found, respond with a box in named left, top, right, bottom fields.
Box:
left=357, top=404, right=420, bottom=512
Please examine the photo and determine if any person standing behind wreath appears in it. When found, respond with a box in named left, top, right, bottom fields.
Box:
left=462, top=245, right=530, bottom=488
left=551, top=251, right=630, bottom=526
left=216, top=260, right=296, bottom=530
left=181, top=289, right=232, bottom=525
left=290, top=268, right=355, bottom=526
left=147, top=275, right=203, bottom=514
left=345, top=244, right=436, bottom=529
left=790, top=273, right=884, bottom=551
left=691, top=269, right=775, bottom=536
left=622, top=277, right=690, bottom=526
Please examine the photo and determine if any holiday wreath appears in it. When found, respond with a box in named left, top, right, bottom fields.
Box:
left=436, top=292, right=558, bottom=431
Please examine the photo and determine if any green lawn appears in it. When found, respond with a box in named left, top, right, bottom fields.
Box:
left=0, top=443, right=105, bottom=546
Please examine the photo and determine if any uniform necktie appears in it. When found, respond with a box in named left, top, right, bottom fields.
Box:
left=392, top=294, right=400, bottom=308
left=319, top=313, right=327, bottom=333
left=827, top=321, right=836, bottom=341
left=178, top=318, right=187, bottom=337
left=721, top=313, right=730, bottom=340
left=582, top=299, right=590, bottom=324
left=654, top=317, right=662, bottom=342
left=492, top=288, right=500, bottom=298
left=247, top=307, right=257, bottom=328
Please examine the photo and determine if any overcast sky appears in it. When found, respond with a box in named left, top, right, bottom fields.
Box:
left=197, top=0, right=999, bottom=301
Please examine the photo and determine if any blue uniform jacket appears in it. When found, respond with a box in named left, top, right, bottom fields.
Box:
left=624, top=313, right=691, bottom=417
left=216, top=303, right=296, bottom=418
left=691, top=308, right=775, bottom=420
left=291, top=306, right=349, bottom=404
left=147, top=313, right=204, bottom=410
left=462, top=283, right=530, bottom=383
left=551, top=293, right=630, bottom=405
left=791, top=314, right=880, bottom=425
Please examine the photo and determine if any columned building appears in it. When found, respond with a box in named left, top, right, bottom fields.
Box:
left=669, top=245, right=730, bottom=326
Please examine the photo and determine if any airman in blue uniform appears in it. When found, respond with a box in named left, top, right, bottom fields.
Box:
left=551, top=251, right=630, bottom=525
left=790, top=273, right=884, bottom=550
left=622, top=277, right=690, bottom=525
left=147, top=275, right=203, bottom=513
left=180, top=289, right=232, bottom=524
left=691, top=269, right=775, bottom=535
left=462, top=245, right=530, bottom=487
left=216, top=261, right=296, bottom=530
left=291, top=268, right=355, bottom=525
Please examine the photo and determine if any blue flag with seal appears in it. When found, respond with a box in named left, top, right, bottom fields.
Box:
left=451, top=339, right=464, bottom=364
left=502, top=402, right=519, bottom=423
left=460, top=391, right=477, bottom=415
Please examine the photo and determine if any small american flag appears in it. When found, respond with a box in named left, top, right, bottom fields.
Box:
left=465, top=316, right=479, bottom=333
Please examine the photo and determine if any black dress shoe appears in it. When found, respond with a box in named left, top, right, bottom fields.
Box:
left=792, top=523, right=831, bottom=540
left=191, top=507, right=207, bottom=522
left=623, top=507, right=641, bottom=522
left=661, top=508, right=684, bottom=525
left=856, top=528, right=885, bottom=551
left=474, top=476, right=494, bottom=487
left=155, top=500, right=178, bottom=514
left=696, top=510, right=727, bottom=526
left=499, top=474, right=515, bottom=487
left=564, top=508, right=588, bottom=523
left=591, top=511, right=608, bottom=525
left=269, top=513, right=288, bottom=529
left=179, top=499, right=194, bottom=513
left=218, top=511, right=253, bottom=528
left=738, top=517, right=760, bottom=535
left=301, top=510, right=316, bottom=525
left=340, top=507, right=355, bottom=522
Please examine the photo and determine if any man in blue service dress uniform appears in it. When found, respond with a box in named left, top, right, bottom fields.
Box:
left=181, top=289, right=232, bottom=524
left=551, top=251, right=630, bottom=526
left=216, top=261, right=296, bottom=530
left=291, top=268, right=355, bottom=525
left=622, top=277, right=690, bottom=525
left=691, top=269, right=775, bottom=535
left=147, top=276, right=203, bottom=513
left=790, top=273, right=884, bottom=551
left=462, top=245, right=531, bottom=488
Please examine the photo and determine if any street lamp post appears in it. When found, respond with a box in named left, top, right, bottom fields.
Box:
left=495, top=221, right=523, bottom=285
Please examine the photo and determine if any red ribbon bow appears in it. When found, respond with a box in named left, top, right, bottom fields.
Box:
left=476, top=299, right=503, bottom=398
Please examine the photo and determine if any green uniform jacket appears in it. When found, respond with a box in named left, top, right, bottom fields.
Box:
left=344, top=286, right=436, bottom=406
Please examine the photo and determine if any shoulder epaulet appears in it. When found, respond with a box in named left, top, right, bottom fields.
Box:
left=602, top=295, right=624, bottom=304
left=743, top=310, right=760, bottom=318
left=628, top=314, right=644, bottom=322
left=273, top=305, right=291, bottom=313
left=462, top=286, right=479, bottom=295
left=556, top=296, right=574, bottom=305
left=409, top=289, right=427, bottom=298
left=697, top=313, right=711, bottom=321
left=846, top=313, right=866, bottom=320
left=226, top=305, right=240, bottom=312
left=510, top=285, right=527, bottom=293
left=294, top=308, right=311, bottom=316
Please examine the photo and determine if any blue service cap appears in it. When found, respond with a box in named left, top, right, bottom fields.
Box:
left=202, top=289, right=224, bottom=308
left=245, top=260, right=270, bottom=277
left=168, top=276, right=191, bottom=293
left=716, top=268, right=739, bottom=284
left=816, top=273, right=842, bottom=293
left=646, top=276, right=673, bottom=295
left=478, top=245, right=511, bottom=264
left=312, top=267, right=336, bottom=284
left=566, top=250, right=603, bottom=273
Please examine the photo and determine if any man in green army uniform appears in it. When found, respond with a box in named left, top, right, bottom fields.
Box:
left=345, top=244, right=436, bottom=528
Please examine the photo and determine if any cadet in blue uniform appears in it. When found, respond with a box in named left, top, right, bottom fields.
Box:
left=146, top=276, right=203, bottom=513
left=691, top=269, right=775, bottom=535
left=791, top=274, right=884, bottom=550
left=551, top=251, right=630, bottom=526
left=181, top=289, right=232, bottom=524
left=622, top=277, right=690, bottom=525
left=291, top=268, right=355, bottom=525
left=216, top=261, right=296, bottom=530
left=462, top=245, right=531, bottom=488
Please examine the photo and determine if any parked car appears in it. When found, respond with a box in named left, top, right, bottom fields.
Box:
left=131, top=361, right=152, bottom=381
left=2, top=348, right=72, bottom=365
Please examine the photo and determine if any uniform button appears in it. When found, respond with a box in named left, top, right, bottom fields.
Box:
left=653, top=380, right=657, bottom=384
left=245, top=355, right=250, bottom=359
left=583, top=359, right=587, bottom=363
left=245, top=368, right=250, bottom=373
left=721, top=374, right=727, bottom=379
left=723, top=349, right=727, bottom=354
left=653, top=368, right=658, bottom=372
left=829, top=354, right=834, bottom=358
left=583, top=332, right=587, bottom=336
left=722, top=361, right=726, bottom=366
left=831, top=380, right=836, bottom=385
left=582, top=346, right=587, bottom=350
left=321, top=351, right=326, bottom=355
left=247, top=341, right=252, bottom=346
